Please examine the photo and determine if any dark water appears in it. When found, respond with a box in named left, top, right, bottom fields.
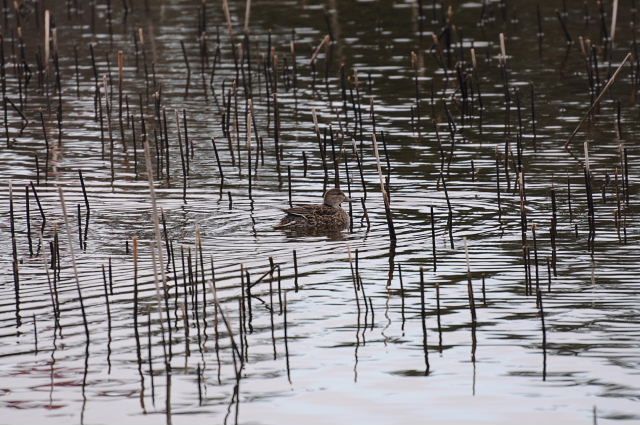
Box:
left=1, top=1, right=639, bottom=424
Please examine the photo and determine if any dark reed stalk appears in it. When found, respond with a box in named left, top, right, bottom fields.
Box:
left=615, top=99, right=622, bottom=139
left=584, top=143, right=596, bottom=248
left=283, top=291, right=291, bottom=383
left=175, top=110, right=187, bottom=203
left=206, top=258, right=221, bottom=385
left=118, top=51, right=126, bottom=151
left=39, top=110, right=50, bottom=182
left=352, top=194, right=366, bottom=230
left=146, top=308, right=156, bottom=406
left=464, top=238, right=477, bottom=324
left=287, top=165, right=292, bottom=207
left=25, top=186, right=33, bottom=257
left=32, top=314, right=38, bottom=354
left=367, top=297, right=374, bottom=331
left=133, top=237, right=144, bottom=386
left=359, top=274, right=369, bottom=329
left=342, top=150, right=355, bottom=232
left=266, top=263, right=277, bottom=359
left=77, top=204, right=83, bottom=249
left=622, top=145, right=630, bottom=206
left=245, top=116, right=253, bottom=201
left=440, top=175, right=454, bottom=248
left=101, top=264, right=113, bottom=372
left=614, top=169, right=622, bottom=241
left=29, top=182, right=45, bottom=253
left=270, top=263, right=280, bottom=318
left=273, top=92, right=281, bottom=180
left=302, top=151, right=307, bottom=177
left=419, top=268, right=430, bottom=374
left=480, top=274, right=486, bottom=306
left=532, top=223, right=540, bottom=303
left=180, top=40, right=191, bottom=96
left=470, top=160, right=476, bottom=182
left=50, top=232, right=57, bottom=273
left=196, top=364, right=202, bottom=406
left=196, top=228, right=208, bottom=331
left=521, top=185, right=533, bottom=293
left=434, top=280, right=442, bottom=351
left=9, top=183, right=21, bottom=327
left=211, top=137, right=225, bottom=185
left=429, top=206, right=437, bottom=271
left=567, top=174, right=573, bottom=223
left=555, top=9, right=573, bottom=44
left=355, top=248, right=360, bottom=291
left=244, top=267, right=254, bottom=335
left=312, top=109, right=329, bottom=189
left=104, top=77, right=116, bottom=183
left=536, top=288, right=547, bottom=381
left=550, top=188, right=558, bottom=276
left=41, top=239, right=61, bottom=332
left=351, top=139, right=368, bottom=200
left=293, top=250, right=299, bottom=292
left=78, top=170, right=90, bottom=250
left=162, top=107, right=170, bottom=185
left=1, top=34, right=7, bottom=148
left=329, top=126, right=340, bottom=188
left=183, top=109, right=191, bottom=167
left=238, top=266, right=248, bottom=358
left=488, top=155, right=503, bottom=206
left=181, top=253, right=191, bottom=358
left=397, top=264, right=406, bottom=332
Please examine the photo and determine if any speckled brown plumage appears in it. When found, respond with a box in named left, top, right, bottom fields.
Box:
left=275, top=188, right=351, bottom=230
left=276, top=204, right=349, bottom=229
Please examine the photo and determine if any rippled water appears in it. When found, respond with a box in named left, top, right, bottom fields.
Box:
left=1, top=1, right=639, bottom=424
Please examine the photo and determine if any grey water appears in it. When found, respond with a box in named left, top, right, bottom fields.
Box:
left=0, top=1, right=639, bottom=424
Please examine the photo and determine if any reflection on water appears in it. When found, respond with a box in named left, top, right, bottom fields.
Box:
left=279, top=226, right=348, bottom=241
left=0, top=1, right=639, bottom=424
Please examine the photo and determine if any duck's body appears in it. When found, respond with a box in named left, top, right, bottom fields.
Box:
left=275, top=188, right=351, bottom=230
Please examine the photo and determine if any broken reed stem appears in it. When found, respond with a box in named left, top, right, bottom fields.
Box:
left=564, top=52, right=632, bottom=149
left=143, top=137, right=170, bottom=366
left=371, top=133, right=396, bottom=243
left=310, top=35, right=331, bottom=65
left=56, top=187, right=90, bottom=340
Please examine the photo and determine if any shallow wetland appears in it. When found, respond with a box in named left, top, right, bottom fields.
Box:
left=0, top=1, right=639, bottom=424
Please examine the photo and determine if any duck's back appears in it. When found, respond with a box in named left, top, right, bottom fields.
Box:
left=277, top=204, right=348, bottom=229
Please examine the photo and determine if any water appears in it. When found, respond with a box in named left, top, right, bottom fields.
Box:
left=1, top=1, right=639, bottom=424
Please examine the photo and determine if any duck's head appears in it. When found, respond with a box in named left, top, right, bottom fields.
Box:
left=323, top=188, right=352, bottom=207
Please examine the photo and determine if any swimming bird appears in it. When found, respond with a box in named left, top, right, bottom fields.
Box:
left=275, top=188, right=352, bottom=230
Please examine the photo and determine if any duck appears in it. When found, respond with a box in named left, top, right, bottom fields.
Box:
left=275, top=188, right=352, bottom=230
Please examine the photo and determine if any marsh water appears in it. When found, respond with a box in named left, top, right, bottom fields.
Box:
left=1, top=1, right=639, bottom=424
